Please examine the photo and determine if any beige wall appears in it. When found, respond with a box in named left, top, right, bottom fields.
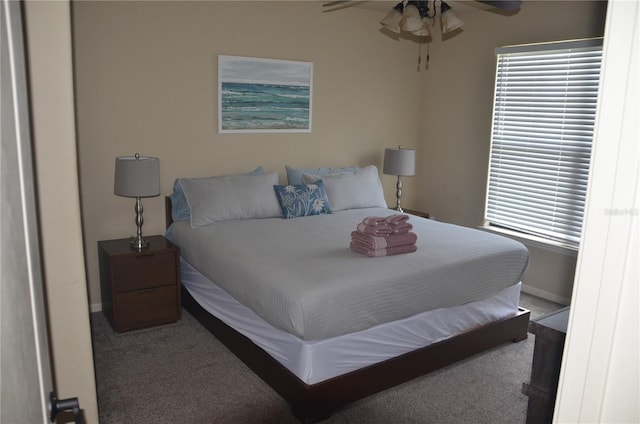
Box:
left=24, top=1, right=99, bottom=422
left=73, top=0, right=423, bottom=308
left=73, top=1, right=606, bottom=308
left=419, top=0, right=607, bottom=226
left=418, top=0, right=606, bottom=303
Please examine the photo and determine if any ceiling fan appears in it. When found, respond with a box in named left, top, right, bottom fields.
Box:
left=322, top=1, right=523, bottom=12
left=322, top=0, right=523, bottom=68
left=475, top=1, right=522, bottom=10
left=323, top=0, right=523, bottom=38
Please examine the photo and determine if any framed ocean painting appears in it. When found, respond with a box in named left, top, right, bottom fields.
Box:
left=218, top=55, right=313, bottom=133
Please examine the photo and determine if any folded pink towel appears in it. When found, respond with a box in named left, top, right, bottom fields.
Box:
left=351, top=231, right=418, bottom=250
left=386, top=214, right=410, bottom=225
left=357, top=222, right=393, bottom=236
left=350, top=242, right=417, bottom=257
left=391, top=222, right=413, bottom=234
left=362, top=216, right=387, bottom=226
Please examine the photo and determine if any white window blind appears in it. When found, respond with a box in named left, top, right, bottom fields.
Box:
left=486, top=39, right=603, bottom=249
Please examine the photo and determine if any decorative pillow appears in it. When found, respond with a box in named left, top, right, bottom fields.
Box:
left=180, top=172, right=281, bottom=227
left=170, top=167, right=264, bottom=222
left=302, top=165, right=387, bottom=212
left=273, top=181, right=332, bottom=219
left=285, top=165, right=360, bottom=185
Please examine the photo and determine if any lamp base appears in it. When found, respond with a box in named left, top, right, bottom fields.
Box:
left=394, top=176, right=404, bottom=213
left=129, top=197, right=150, bottom=251
left=129, top=235, right=150, bottom=251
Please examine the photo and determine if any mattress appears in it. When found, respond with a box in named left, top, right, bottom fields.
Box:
left=181, top=257, right=523, bottom=385
left=170, top=207, right=529, bottom=340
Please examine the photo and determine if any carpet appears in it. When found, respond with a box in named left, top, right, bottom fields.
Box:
left=91, top=292, right=562, bottom=423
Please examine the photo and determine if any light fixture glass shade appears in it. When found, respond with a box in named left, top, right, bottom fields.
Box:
left=383, top=147, right=416, bottom=176
left=401, top=1, right=423, bottom=33
left=441, top=2, right=465, bottom=34
left=411, top=18, right=432, bottom=37
left=114, top=154, right=160, bottom=198
left=380, top=2, right=404, bottom=33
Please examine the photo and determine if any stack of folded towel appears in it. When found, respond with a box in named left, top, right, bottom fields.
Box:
left=350, top=214, right=418, bottom=257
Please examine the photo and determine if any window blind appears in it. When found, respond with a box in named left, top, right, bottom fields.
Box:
left=486, top=39, right=603, bottom=248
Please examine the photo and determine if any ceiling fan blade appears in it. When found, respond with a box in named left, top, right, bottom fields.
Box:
left=476, top=1, right=523, bottom=11
left=323, top=1, right=351, bottom=7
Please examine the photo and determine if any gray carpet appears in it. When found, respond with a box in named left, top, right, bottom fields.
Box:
left=91, top=293, right=562, bottom=423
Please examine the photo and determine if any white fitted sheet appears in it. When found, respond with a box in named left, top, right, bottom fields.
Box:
left=181, top=258, right=522, bottom=385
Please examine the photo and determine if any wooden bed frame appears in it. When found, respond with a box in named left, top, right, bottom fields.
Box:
left=165, top=197, right=530, bottom=422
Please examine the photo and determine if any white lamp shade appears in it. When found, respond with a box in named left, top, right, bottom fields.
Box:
left=383, top=148, right=416, bottom=176
left=411, top=18, right=432, bottom=37
left=114, top=154, right=160, bottom=198
left=441, top=9, right=465, bottom=33
left=380, top=2, right=404, bottom=33
left=401, top=3, right=423, bottom=32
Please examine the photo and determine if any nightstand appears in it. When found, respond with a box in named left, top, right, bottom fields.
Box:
left=400, top=208, right=430, bottom=219
left=98, top=235, right=181, bottom=332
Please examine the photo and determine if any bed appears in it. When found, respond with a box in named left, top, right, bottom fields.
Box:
left=165, top=165, right=530, bottom=422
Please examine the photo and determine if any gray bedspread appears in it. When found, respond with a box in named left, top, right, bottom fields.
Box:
left=170, top=208, right=529, bottom=340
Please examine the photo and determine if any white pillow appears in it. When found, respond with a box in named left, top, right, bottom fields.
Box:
left=170, top=167, right=264, bottom=222
left=180, top=172, right=281, bottom=227
left=285, top=165, right=360, bottom=185
left=302, top=165, right=387, bottom=212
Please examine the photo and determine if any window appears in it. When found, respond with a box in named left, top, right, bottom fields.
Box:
left=485, top=38, right=603, bottom=249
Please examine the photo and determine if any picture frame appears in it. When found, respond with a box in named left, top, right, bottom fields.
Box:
left=218, top=55, right=313, bottom=133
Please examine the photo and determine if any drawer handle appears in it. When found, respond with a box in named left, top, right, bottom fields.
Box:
left=135, top=254, right=155, bottom=259
left=137, top=288, right=156, bottom=294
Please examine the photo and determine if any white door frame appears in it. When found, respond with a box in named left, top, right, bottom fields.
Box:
left=555, top=0, right=639, bottom=422
left=1, top=0, right=54, bottom=422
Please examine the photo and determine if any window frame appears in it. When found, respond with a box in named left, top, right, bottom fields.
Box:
left=484, top=38, right=604, bottom=250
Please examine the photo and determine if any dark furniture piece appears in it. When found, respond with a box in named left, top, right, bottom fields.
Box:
left=98, top=235, right=181, bottom=332
left=165, top=197, right=530, bottom=422
left=401, top=208, right=430, bottom=219
left=522, top=306, right=570, bottom=423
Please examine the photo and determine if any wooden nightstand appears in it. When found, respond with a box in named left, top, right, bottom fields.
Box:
left=398, top=208, right=430, bottom=219
left=98, top=235, right=181, bottom=332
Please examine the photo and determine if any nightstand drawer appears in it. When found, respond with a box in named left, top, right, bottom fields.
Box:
left=113, top=285, right=179, bottom=331
left=112, top=252, right=176, bottom=292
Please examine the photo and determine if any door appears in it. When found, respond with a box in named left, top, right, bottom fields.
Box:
left=1, top=0, right=54, bottom=422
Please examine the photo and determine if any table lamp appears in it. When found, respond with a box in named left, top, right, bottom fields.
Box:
left=383, top=146, right=415, bottom=212
left=114, top=153, right=160, bottom=250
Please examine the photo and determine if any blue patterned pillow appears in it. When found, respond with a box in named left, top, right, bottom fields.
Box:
left=274, top=181, right=332, bottom=219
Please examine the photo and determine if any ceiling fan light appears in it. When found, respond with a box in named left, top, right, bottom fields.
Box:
left=411, top=18, right=432, bottom=37
left=441, top=2, right=465, bottom=34
left=380, top=2, right=404, bottom=33
left=401, top=1, right=423, bottom=33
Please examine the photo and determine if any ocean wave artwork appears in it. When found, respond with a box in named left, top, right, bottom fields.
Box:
left=218, top=56, right=313, bottom=133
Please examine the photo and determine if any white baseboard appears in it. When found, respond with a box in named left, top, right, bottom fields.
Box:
left=521, top=284, right=571, bottom=306
left=90, top=303, right=102, bottom=313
